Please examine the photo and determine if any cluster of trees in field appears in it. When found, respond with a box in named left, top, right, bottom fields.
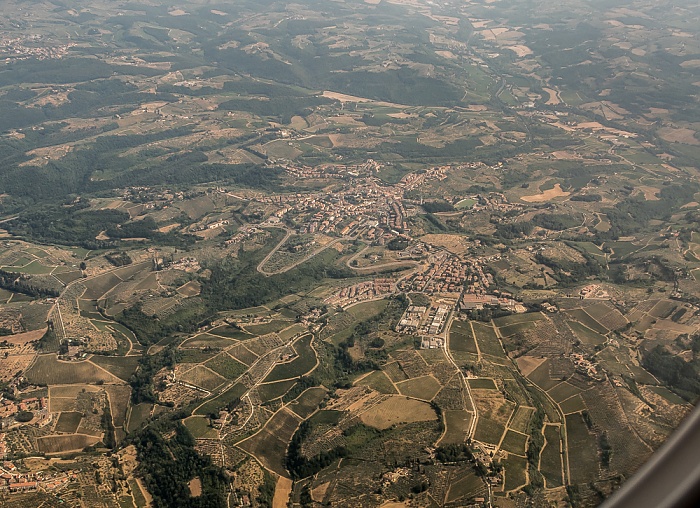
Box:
left=0, top=269, right=59, bottom=298
left=5, top=204, right=190, bottom=249
left=134, top=423, right=228, bottom=507
left=643, top=338, right=700, bottom=402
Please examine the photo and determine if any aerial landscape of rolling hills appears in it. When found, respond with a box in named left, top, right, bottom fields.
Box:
left=0, top=0, right=698, bottom=506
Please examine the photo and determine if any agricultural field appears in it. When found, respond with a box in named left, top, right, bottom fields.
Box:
left=355, top=370, right=398, bottom=394
left=359, top=396, right=438, bottom=430
left=26, top=356, right=121, bottom=385
left=237, top=408, right=302, bottom=477
left=449, top=320, right=478, bottom=353
left=263, top=335, right=317, bottom=382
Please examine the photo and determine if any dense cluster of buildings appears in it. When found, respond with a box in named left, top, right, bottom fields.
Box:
left=325, top=279, right=394, bottom=309
left=0, top=397, right=50, bottom=430
left=0, top=461, right=76, bottom=494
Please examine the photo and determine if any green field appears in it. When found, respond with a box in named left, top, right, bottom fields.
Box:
left=498, top=321, right=536, bottom=338
left=355, top=370, right=398, bottom=394
left=446, top=468, right=486, bottom=503
left=526, top=360, right=561, bottom=391
left=238, top=408, right=301, bottom=476
left=54, top=412, right=82, bottom=433
left=474, top=416, right=505, bottom=445
left=547, top=382, right=581, bottom=403
left=346, top=298, right=390, bottom=319
left=509, top=406, right=535, bottom=434
left=566, top=413, right=600, bottom=484
left=258, top=380, right=297, bottom=402
left=503, top=455, right=528, bottom=491
left=540, top=425, right=564, bottom=488
left=181, top=333, right=237, bottom=349
left=89, top=355, right=140, bottom=381
left=184, top=416, right=219, bottom=439
left=208, top=325, right=255, bottom=340
left=180, top=365, right=226, bottom=392
left=205, top=352, right=248, bottom=380
left=468, top=378, right=497, bottom=390
left=278, top=323, right=307, bottom=341
left=567, top=320, right=607, bottom=346
left=195, top=383, right=247, bottom=416
left=493, top=312, right=544, bottom=327
left=439, top=410, right=472, bottom=446
left=228, top=344, right=259, bottom=366
left=288, top=387, right=326, bottom=419
left=396, top=375, right=442, bottom=400
left=559, top=394, right=587, bottom=414
left=26, top=356, right=120, bottom=385
left=565, top=308, right=608, bottom=334
left=264, top=334, right=317, bottom=382
left=244, top=319, right=290, bottom=335
left=126, top=403, right=153, bottom=433
left=501, top=430, right=528, bottom=456
left=449, top=320, right=478, bottom=353
left=472, top=322, right=506, bottom=360
left=178, top=349, right=219, bottom=363
left=455, top=198, right=476, bottom=210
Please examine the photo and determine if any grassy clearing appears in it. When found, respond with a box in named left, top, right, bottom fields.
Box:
left=205, top=352, right=247, bottom=380
left=346, top=299, right=389, bottom=319
left=395, top=375, right=442, bottom=400
left=540, top=425, right=564, bottom=488
left=355, top=370, right=397, bottom=394
left=288, top=387, right=326, bottom=419
left=89, top=355, right=140, bottom=381
left=567, top=320, right=607, bottom=346
left=449, top=320, right=478, bottom=353
left=258, top=380, right=297, bottom=402
left=566, top=413, right=600, bottom=484
left=500, top=430, right=528, bottom=456
left=264, top=334, right=317, bottom=382
left=439, top=410, right=472, bottom=446
left=474, top=416, right=505, bottom=445
left=194, top=383, right=247, bottom=416
left=184, top=416, right=218, bottom=439
left=26, top=356, right=121, bottom=385
left=54, top=412, right=82, bottom=433
left=468, top=378, right=497, bottom=390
